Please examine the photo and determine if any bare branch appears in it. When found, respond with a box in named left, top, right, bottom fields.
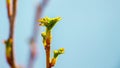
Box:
left=28, top=0, right=49, bottom=68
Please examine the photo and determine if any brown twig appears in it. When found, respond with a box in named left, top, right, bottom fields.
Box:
left=28, top=0, right=49, bottom=68
left=45, top=46, right=50, bottom=68
left=6, top=0, right=17, bottom=68
left=28, top=4, right=41, bottom=68
left=45, top=30, right=51, bottom=68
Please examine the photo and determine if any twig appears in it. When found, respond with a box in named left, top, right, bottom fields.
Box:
left=45, top=30, right=51, bottom=68
left=28, top=0, right=49, bottom=68
left=38, top=17, right=63, bottom=68
left=5, top=0, right=17, bottom=68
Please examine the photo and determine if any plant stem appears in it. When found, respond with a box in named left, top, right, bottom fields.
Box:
left=9, top=19, right=16, bottom=68
left=28, top=4, right=41, bottom=68
left=6, top=0, right=17, bottom=68
left=45, top=30, right=51, bottom=68
left=28, top=0, right=49, bottom=67
left=45, top=45, right=50, bottom=68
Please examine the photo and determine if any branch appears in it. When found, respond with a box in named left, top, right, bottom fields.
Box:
left=5, top=0, right=17, bottom=68
left=28, top=0, right=49, bottom=68
left=38, top=17, right=63, bottom=68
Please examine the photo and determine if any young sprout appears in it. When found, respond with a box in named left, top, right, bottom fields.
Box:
left=51, top=48, right=64, bottom=66
left=38, top=17, right=64, bottom=68
left=38, top=16, right=61, bottom=30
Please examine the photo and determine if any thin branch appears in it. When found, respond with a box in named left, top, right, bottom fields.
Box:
left=28, top=0, right=49, bottom=68
left=45, top=30, right=51, bottom=68
left=28, top=4, right=41, bottom=68
left=41, top=0, right=49, bottom=8
left=13, top=0, right=17, bottom=20
left=6, top=0, right=17, bottom=68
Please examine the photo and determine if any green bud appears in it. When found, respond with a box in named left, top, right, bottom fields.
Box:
left=53, top=48, right=65, bottom=58
left=4, top=39, right=13, bottom=59
left=41, top=32, right=46, bottom=38
left=58, top=48, right=64, bottom=54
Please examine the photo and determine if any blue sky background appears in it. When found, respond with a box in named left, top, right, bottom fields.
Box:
left=0, top=0, right=120, bottom=68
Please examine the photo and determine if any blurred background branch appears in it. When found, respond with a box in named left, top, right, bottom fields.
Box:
left=28, top=0, right=49, bottom=68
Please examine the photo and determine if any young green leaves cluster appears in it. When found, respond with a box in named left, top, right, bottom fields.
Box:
left=38, top=16, right=61, bottom=30
left=38, top=17, right=64, bottom=68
